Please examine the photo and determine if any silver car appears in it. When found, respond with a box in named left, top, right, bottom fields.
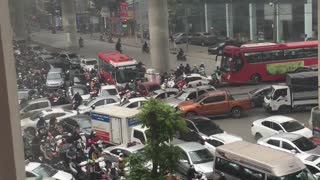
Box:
left=151, top=88, right=179, bottom=100
left=176, top=142, right=214, bottom=179
left=46, top=68, right=64, bottom=89
left=77, top=96, right=120, bottom=114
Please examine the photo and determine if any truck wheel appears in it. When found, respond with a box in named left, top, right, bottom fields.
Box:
left=255, top=133, right=262, bottom=141
left=186, top=112, right=197, bottom=118
left=250, top=74, right=261, bottom=83
left=278, top=105, right=291, bottom=114
left=231, top=107, right=242, bottom=118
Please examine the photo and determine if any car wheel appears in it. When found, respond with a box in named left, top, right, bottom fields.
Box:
left=231, top=107, right=242, bottom=118
left=250, top=74, right=261, bottom=83
left=186, top=112, right=197, bottom=118
left=278, top=105, right=291, bottom=114
left=25, top=127, right=36, bottom=136
left=255, top=133, right=262, bottom=141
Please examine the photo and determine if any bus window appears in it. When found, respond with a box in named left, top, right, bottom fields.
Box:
left=215, top=157, right=240, bottom=177
left=241, top=167, right=265, bottom=180
left=233, top=55, right=243, bottom=72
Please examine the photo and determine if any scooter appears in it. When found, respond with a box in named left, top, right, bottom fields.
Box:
left=177, top=54, right=187, bottom=61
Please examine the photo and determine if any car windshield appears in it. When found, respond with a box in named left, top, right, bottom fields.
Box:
left=72, top=87, right=88, bottom=95
left=101, top=89, right=118, bottom=96
left=30, top=111, right=44, bottom=120
left=86, top=60, right=97, bottom=65
left=78, top=120, right=91, bottom=129
left=269, top=168, right=316, bottom=180
left=194, top=120, right=223, bottom=135
left=193, top=94, right=206, bottom=103
left=175, top=91, right=190, bottom=101
left=32, top=164, right=58, bottom=177
left=188, top=148, right=213, bottom=164
left=116, top=69, right=139, bottom=84
left=281, top=120, right=304, bottom=132
left=47, top=73, right=61, bottom=79
left=84, top=98, right=97, bottom=106
left=292, top=137, right=317, bottom=152
left=68, top=54, right=77, bottom=59
left=148, top=85, right=161, bottom=92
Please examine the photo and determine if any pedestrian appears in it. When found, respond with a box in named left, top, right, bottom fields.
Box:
left=79, top=37, right=84, bottom=48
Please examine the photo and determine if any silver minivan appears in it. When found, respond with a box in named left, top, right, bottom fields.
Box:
left=46, top=68, right=64, bottom=89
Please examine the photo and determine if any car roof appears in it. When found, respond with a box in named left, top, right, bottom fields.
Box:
left=183, top=85, right=214, bottom=93
left=129, top=97, right=147, bottom=102
left=48, top=68, right=63, bottom=73
left=105, top=143, right=145, bottom=153
left=176, top=142, right=206, bottom=152
left=28, top=98, right=49, bottom=104
left=153, top=88, right=179, bottom=94
left=67, top=115, right=91, bottom=122
left=208, top=133, right=243, bottom=143
left=100, top=85, right=117, bottom=90
left=83, top=58, right=97, bottom=61
left=41, top=108, right=66, bottom=115
left=206, top=90, right=226, bottom=96
left=263, top=132, right=302, bottom=142
left=25, top=162, right=41, bottom=172
left=93, top=106, right=139, bottom=118
left=91, top=96, right=119, bottom=101
left=263, top=115, right=296, bottom=124
left=296, top=154, right=320, bottom=166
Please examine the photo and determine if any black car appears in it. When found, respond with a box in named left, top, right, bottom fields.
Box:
left=289, top=65, right=318, bottom=74
left=178, top=116, right=224, bottom=142
left=249, top=86, right=272, bottom=107
left=60, top=115, right=91, bottom=135
left=208, top=40, right=243, bottom=55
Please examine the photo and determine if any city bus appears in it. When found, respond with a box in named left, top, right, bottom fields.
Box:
left=98, top=51, right=139, bottom=87
left=220, top=41, right=318, bottom=84
left=213, top=141, right=316, bottom=180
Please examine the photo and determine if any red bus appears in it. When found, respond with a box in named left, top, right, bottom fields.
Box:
left=220, top=41, right=318, bottom=84
left=98, top=51, right=139, bottom=87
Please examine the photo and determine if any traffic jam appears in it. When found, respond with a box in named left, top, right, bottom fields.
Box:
left=17, top=39, right=320, bottom=180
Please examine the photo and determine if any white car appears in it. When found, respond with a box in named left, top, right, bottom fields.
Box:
left=178, top=73, right=212, bottom=88
left=80, top=58, right=97, bottom=72
left=251, top=115, right=312, bottom=140
left=99, top=85, right=120, bottom=99
left=120, top=97, right=147, bottom=109
left=257, top=133, right=320, bottom=156
left=203, top=133, right=243, bottom=155
left=77, top=96, right=120, bottom=114
left=296, top=154, right=320, bottom=179
left=151, top=88, right=179, bottom=100
left=21, top=108, right=77, bottom=134
left=25, top=161, right=73, bottom=180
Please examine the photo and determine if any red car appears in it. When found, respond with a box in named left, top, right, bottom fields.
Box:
left=136, top=82, right=161, bottom=96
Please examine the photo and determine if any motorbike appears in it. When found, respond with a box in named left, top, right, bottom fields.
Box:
left=177, top=54, right=187, bottom=61
left=142, top=46, right=150, bottom=53
left=108, top=36, right=114, bottom=43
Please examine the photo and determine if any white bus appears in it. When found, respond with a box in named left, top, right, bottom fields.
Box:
left=213, top=141, right=316, bottom=180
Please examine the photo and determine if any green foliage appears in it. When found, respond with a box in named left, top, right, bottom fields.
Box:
left=126, top=98, right=187, bottom=180
left=126, top=153, right=153, bottom=180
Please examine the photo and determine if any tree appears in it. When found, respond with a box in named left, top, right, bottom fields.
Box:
left=127, top=98, right=187, bottom=180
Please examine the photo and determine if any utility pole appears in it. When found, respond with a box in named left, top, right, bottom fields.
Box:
left=61, top=0, right=78, bottom=52
left=184, top=6, right=189, bottom=52
left=148, top=0, right=170, bottom=73
left=271, top=0, right=278, bottom=42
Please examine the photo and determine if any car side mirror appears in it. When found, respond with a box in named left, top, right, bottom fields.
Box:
left=180, top=159, right=188, bottom=164
left=91, top=105, right=96, bottom=110
left=200, top=102, right=204, bottom=105
left=290, top=149, right=297, bottom=154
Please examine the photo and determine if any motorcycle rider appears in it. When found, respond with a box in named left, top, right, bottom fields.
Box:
left=184, top=63, right=191, bottom=74
left=199, top=64, right=206, bottom=76
left=142, top=41, right=149, bottom=52
left=72, top=92, right=83, bottom=110
left=192, top=65, right=199, bottom=73
left=118, top=153, right=125, bottom=176
left=115, top=38, right=122, bottom=53
left=186, top=165, right=198, bottom=180
left=79, top=37, right=84, bottom=48
left=177, top=48, right=185, bottom=60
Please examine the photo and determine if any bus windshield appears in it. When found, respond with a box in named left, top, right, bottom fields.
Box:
left=116, top=69, right=139, bottom=84
left=269, top=168, right=315, bottom=180
left=221, top=53, right=233, bottom=72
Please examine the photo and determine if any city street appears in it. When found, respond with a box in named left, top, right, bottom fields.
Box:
left=31, top=31, right=312, bottom=144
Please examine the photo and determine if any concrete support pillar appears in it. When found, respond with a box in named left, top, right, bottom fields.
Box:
left=0, top=0, right=25, bottom=180
left=226, top=3, right=233, bottom=39
left=205, top=2, right=208, bottom=32
left=61, top=0, right=78, bottom=52
left=276, top=4, right=281, bottom=42
left=12, top=0, right=26, bottom=39
left=304, top=0, right=313, bottom=39
left=249, top=3, right=257, bottom=41
left=148, top=0, right=170, bottom=73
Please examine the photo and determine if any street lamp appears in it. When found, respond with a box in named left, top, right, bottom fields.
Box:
left=269, top=0, right=278, bottom=42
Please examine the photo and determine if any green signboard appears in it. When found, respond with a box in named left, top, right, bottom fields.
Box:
left=266, top=61, right=304, bottom=75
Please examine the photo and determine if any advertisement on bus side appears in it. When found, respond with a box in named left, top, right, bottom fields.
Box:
left=266, top=61, right=304, bottom=75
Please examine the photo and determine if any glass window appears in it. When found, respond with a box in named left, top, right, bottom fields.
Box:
left=306, top=165, right=320, bottom=175
left=241, top=166, right=265, bottom=180
left=133, top=130, right=145, bottom=144
left=281, top=121, right=304, bottom=132
left=127, top=102, right=139, bottom=108
left=32, top=164, right=58, bottom=177
left=267, top=139, right=280, bottom=147
left=207, top=139, right=224, bottom=147
left=197, top=90, right=206, bottom=96
left=187, top=92, right=197, bottom=100
left=94, top=100, right=105, bottom=106
left=215, top=158, right=240, bottom=177
left=262, top=121, right=272, bottom=128
left=203, top=96, right=225, bottom=104
left=304, top=47, right=318, bottom=58
left=168, top=92, right=177, bottom=97
left=26, top=172, right=36, bottom=177
left=282, top=141, right=295, bottom=151
left=148, top=85, right=161, bottom=92
left=292, top=137, right=317, bottom=152
left=188, top=149, right=213, bottom=164
left=245, top=52, right=262, bottom=63
left=233, top=55, right=244, bottom=72
left=156, top=93, right=166, bottom=100
left=106, top=99, right=116, bottom=104
left=283, top=48, right=304, bottom=60
left=24, top=104, right=39, bottom=112
left=271, top=123, right=283, bottom=131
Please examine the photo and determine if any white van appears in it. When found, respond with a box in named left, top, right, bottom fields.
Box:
left=213, top=141, right=316, bottom=180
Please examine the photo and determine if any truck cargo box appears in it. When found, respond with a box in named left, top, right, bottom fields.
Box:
left=286, top=71, right=318, bottom=92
